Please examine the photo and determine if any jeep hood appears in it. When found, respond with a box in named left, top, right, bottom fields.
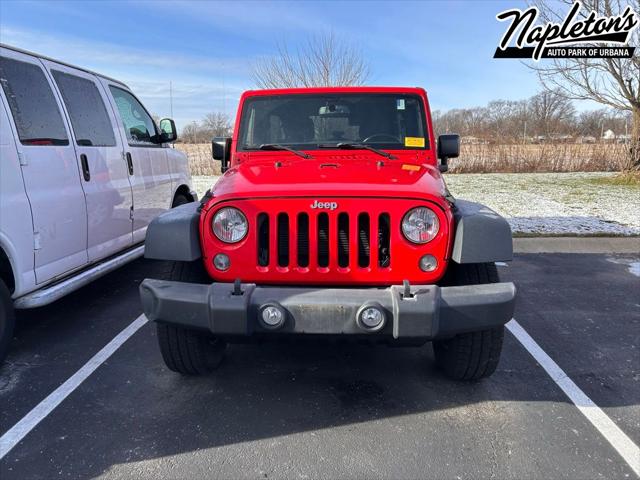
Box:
left=211, top=156, right=449, bottom=208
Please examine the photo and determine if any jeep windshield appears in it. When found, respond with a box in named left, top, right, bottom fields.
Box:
left=238, top=93, right=428, bottom=153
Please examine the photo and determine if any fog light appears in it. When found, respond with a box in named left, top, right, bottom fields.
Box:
left=357, top=304, right=385, bottom=331
left=419, top=254, right=437, bottom=272
left=213, top=253, right=230, bottom=271
left=260, top=304, right=285, bottom=329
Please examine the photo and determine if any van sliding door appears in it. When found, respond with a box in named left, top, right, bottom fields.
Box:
left=0, top=48, right=88, bottom=284
left=43, top=60, right=135, bottom=262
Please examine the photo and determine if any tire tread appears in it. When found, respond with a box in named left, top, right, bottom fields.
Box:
left=156, top=260, right=225, bottom=375
left=433, top=262, right=504, bottom=381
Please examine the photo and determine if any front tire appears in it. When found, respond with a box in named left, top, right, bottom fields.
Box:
left=433, top=263, right=505, bottom=381
left=156, top=260, right=226, bottom=375
left=0, top=280, right=16, bottom=366
left=172, top=193, right=191, bottom=208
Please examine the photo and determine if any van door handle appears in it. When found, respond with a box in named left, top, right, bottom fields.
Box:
left=80, top=154, right=90, bottom=181
left=126, top=152, right=134, bottom=175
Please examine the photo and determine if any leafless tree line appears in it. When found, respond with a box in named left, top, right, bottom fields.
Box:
left=433, top=89, right=633, bottom=142
left=180, top=112, right=233, bottom=144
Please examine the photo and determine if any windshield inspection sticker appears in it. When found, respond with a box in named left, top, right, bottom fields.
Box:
left=402, top=164, right=421, bottom=171
left=405, top=137, right=425, bottom=147
left=396, top=99, right=405, bottom=110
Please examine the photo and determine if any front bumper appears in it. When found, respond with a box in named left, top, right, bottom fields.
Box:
left=139, top=280, right=516, bottom=341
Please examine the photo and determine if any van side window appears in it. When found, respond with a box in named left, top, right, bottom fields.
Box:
left=52, top=71, right=116, bottom=147
left=109, top=86, right=158, bottom=146
left=0, top=56, right=69, bottom=146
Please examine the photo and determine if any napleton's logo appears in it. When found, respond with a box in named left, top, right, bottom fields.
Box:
left=494, top=1, right=638, bottom=60
left=310, top=200, right=338, bottom=210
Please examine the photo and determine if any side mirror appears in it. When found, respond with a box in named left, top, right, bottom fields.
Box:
left=437, top=134, right=459, bottom=173
left=212, top=136, right=232, bottom=173
left=159, top=118, right=178, bottom=143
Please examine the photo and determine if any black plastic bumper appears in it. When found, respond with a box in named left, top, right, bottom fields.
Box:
left=140, top=280, right=516, bottom=340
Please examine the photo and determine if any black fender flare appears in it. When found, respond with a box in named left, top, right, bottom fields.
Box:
left=451, top=200, right=513, bottom=263
left=144, top=202, right=201, bottom=261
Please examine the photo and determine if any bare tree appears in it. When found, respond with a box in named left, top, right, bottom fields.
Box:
left=180, top=112, right=234, bottom=143
left=181, top=121, right=200, bottom=144
left=577, top=109, right=609, bottom=137
left=251, top=32, right=370, bottom=88
left=528, top=0, right=640, bottom=168
left=577, top=109, right=632, bottom=137
left=202, top=112, right=233, bottom=138
left=527, top=90, right=576, bottom=136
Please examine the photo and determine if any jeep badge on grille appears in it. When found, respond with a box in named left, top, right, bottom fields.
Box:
left=310, top=200, right=338, bottom=210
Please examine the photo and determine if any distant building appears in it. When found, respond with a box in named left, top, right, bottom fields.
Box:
left=550, top=134, right=573, bottom=143
left=461, top=136, right=489, bottom=145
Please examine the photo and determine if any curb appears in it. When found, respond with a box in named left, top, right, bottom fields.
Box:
left=513, top=237, right=640, bottom=254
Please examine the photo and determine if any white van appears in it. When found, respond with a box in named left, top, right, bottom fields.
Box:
left=0, top=44, right=196, bottom=362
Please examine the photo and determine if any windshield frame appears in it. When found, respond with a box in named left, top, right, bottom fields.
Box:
left=237, top=92, right=430, bottom=153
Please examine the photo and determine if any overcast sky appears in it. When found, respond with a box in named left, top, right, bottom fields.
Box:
left=0, top=0, right=599, bottom=129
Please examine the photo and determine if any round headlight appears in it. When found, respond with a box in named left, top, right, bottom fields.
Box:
left=402, top=207, right=439, bottom=244
left=212, top=207, right=248, bottom=243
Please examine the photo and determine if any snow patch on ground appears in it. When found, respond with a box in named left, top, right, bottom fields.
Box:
left=606, top=257, right=640, bottom=277
left=445, top=172, right=640, bottom=236
left=192, top=172, right=640, bottom=236
left=192, top=176, right=219, bottom=198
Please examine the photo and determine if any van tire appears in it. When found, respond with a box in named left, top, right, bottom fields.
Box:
left=172, top=193, right=191, bottom=208
left=0, top=280, right=15, bottom=366
left=156, top=260, right=225, bottom=375
left=433, top=263, right=504, bottom=381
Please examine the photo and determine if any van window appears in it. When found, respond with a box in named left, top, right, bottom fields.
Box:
left=0, top=56, right=69, bottom=146
left=52, top=71, right=116, bottom=147
left=109, top=86, right=158, bottom=146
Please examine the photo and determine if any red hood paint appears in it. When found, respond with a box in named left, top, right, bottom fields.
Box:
left=199, top=86, right=454, bottom=285
left=209, top=153, right=450, bottom=210
left=204, top=86, right=447, bottom=209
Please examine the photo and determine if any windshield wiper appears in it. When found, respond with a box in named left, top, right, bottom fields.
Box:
left=256, top=143, right=313, bottom=159
left=319, top=142, right=397, bottom=160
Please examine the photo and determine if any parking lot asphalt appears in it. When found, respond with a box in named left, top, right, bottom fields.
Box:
left=1, top=253, right=638, bottom=479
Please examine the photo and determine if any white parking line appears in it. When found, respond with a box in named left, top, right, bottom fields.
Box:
left=1, top=313, right=638, bottom=476
left=0, top=314, right=148, bottom=459
left=507, top=319, right=640, bottom=477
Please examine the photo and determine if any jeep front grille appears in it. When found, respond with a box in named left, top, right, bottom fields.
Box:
left=204, top=197, right=449, bottom=286
left=257, top=211, right=392, bottom=270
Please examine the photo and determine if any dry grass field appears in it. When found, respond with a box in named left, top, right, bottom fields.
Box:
left=176, top=142, right=631, bottom=176
left=450, top=143, right=630, bottom=173
left=175, top=143, right=222, bottom=176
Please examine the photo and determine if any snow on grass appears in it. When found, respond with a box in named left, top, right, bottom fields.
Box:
left=445, top=172, right=640, bottom=236
left=192, top=172, right=640, bottom=236
left=192, top=176, right=219, bottom=199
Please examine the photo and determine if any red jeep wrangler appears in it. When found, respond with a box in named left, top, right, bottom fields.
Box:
left=140, top=87, right=516, bottom=380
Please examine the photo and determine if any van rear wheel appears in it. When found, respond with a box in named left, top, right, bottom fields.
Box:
left=433, top=263, right=505, bottom=381
left=172, top=193, right=191, bottom=207
left=0, top=280, right=15, bottom=366
left=156, top=260, right=226, bottom=375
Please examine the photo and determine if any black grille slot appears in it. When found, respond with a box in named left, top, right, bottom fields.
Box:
left=358, top=213, right=370, bottom=268
left=338, top=213, right=349, bottom=268
left=378, top=213, right=391, bottom=267
left=317, top=213, right=329, bottom=267
left=277, top=213, right=289, bottom=267
left=297, top=213, right=309, bottom=267
left=257, top=213, right=269, bottom=266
